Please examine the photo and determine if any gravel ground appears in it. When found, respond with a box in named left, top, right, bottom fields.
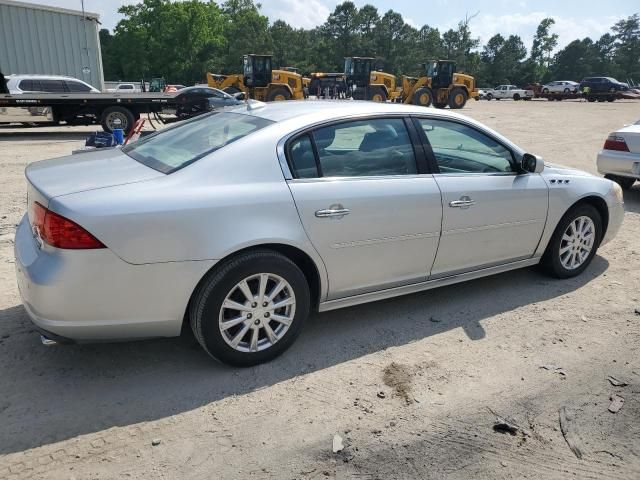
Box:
left=1, top=99, right=639, bottom=479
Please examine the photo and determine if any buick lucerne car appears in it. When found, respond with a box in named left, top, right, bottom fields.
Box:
left=15, top=101, right=624, bottom=366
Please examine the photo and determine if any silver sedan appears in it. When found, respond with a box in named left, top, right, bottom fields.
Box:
left=14, top=101, right=625, bottom=365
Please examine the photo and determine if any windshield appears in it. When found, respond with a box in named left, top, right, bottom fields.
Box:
left=122, top=112, right=274, bottom=174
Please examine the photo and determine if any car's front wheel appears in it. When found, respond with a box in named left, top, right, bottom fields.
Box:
left=541, top=204, right=602, bottom=278
left=190, top=250, right=310, bottom=366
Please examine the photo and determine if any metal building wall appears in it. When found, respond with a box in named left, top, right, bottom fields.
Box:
left=0, top=0, right=104, bottom=90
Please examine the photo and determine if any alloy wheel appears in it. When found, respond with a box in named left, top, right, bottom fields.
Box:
left=559, top=216, right=595, bottom=270
left=218, top=273, right=296, bottom=353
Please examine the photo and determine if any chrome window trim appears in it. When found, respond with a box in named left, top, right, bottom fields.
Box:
left=286, top=173, right=436, bottom=184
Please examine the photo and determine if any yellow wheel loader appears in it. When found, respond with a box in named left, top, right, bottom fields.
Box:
left=400, top=60, right=479, bottom=109
left=344, top=57, right=403, bottom=102
left=206, top=54, right=305, bottom=101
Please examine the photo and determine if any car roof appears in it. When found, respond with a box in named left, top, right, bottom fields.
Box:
left=9, top=74, right=88, bottom=81
left=227, top=99, right=472, bottom=124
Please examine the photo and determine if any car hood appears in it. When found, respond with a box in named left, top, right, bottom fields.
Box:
left=542, top=163, right=594, bottom=177
left=26, top=148, right=164, bottom=201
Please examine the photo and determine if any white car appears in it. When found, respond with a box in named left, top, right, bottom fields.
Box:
left=597, top=121, right=640, bottom=189
left=107, top=83, right=141, bottom=93
left=7, top=74, right=100, bottom=94
left=486, top=85, right=534, bottom=101
left=542, top=81, right=579, bottom=94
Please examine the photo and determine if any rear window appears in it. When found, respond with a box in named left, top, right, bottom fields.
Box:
left=122, top=112, right=273, bottom=173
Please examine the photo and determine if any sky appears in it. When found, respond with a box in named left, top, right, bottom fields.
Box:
left=16, top=0, right=639, bottom=52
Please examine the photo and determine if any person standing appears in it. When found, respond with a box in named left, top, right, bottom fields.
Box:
left=0, top=70, right=9, bottom=94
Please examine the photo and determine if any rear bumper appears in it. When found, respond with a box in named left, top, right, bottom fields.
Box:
left=597, top=150, right=640, bottom=179
left=14, top=214, right=215, bottom=342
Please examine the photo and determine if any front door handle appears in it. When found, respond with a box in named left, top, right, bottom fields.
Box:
left=449, top=196, right=476, bottom=208
left=315, top=207, right=350, bottom=218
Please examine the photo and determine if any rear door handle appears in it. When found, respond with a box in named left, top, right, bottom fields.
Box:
left=449, top=196, right=476, bottom=208
left=315, top=207, right=350, bottom=218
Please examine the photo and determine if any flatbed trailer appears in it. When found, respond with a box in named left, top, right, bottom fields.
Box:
left=537, top=91, right=640, bottom=102
left=0, top=92, right=179, bottom=133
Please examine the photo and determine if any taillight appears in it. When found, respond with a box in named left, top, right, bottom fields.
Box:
left=603, top=135, right=630, bottom=152
left=32, top=202, right=105, bottom=249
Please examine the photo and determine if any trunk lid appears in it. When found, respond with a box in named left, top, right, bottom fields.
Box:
left=25, top=148, right=164, bottom=203
left=616, top=124, right=640, bottom=154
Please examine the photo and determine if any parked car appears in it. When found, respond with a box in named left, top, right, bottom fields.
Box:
left=15, top=101, right=624, bottom=366
left=163, top=86, right=242, bottom=118
left=107, top=83, right=141, bottom=93
left=164, top=84, right=186, bottom=92
left=597, top=121, right=640, bottom=190
left=486, top=85, right=534, bottom=100
left=7, top=74, right=100, bottom=94
left=541, top=81, right=579, bottom=94
left=579, top=77, right=628, bottom=94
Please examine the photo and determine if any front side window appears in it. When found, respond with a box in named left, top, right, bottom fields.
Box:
left=123, top=112, right=273, bottom=173
left=66, top=81, right=92, bottom=92
left=310, top=118, right=417, bottom=177
left=417, top=119, right=514, bottom=174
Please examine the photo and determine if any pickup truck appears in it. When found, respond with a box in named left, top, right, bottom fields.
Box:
left=486, top=85, right=534, bottom=101
left=106, top=83, right=141, bottom=93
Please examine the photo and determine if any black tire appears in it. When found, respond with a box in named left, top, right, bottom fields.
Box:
left=448, top=88, right=467, bottom=109
left=224, top=86, right=241, bottom=95
left=587, top=96, right=596, bottom=102
left=513, top=93, right=521, bottom=101
left=564, top=88, right=570, bottom=93
left=486, top=93, right=493, bottom=100
left=433, top=101, right=447, bottom=109
left=604, top=174, right=635, bottom=190
left=542, top=88, right=549, bottom=94
left=368, top=86, right=387, bottom=102
left=266, top=87, right=291, bottom=102
left=412, top=87, right=433, bottom=107
left=541, top=204, right=603, bottom=279
left=101, top=106, right=135, bottom=133
left=190, top=250, right=311, bottom=367
left=607, top=96, right=615, bottom=102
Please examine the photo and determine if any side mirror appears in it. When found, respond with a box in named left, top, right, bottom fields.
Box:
left=521, top=153, right=544, bottom=173
left=234, top=92, right=246, bottom=100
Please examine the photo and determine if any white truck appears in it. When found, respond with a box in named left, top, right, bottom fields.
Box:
left=486, top=85, right=533, bottom=101
left=107, top=83, right=141, bottom=93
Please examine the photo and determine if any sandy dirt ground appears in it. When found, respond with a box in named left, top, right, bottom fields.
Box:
left=1, top=99, right=639, bottom=479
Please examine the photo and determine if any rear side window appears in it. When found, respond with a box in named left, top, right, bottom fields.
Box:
left=66, top=81, right=92, bottom=92
left=288, top=135, right=318, bottom=178
left=123, top=112, right=273, bottom=173
left=19, top=79, right=35, bottom=91
left=308, top=118, right=417, bottom=177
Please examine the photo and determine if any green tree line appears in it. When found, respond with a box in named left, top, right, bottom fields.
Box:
left=100, top=0, right=640, bottom=87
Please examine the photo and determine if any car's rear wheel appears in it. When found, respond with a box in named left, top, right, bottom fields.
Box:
left=541, top=204, right=602, bottom=278
left=605, top=174, right=635, bottom=190
left=190, top=250, right=310, bottom=366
